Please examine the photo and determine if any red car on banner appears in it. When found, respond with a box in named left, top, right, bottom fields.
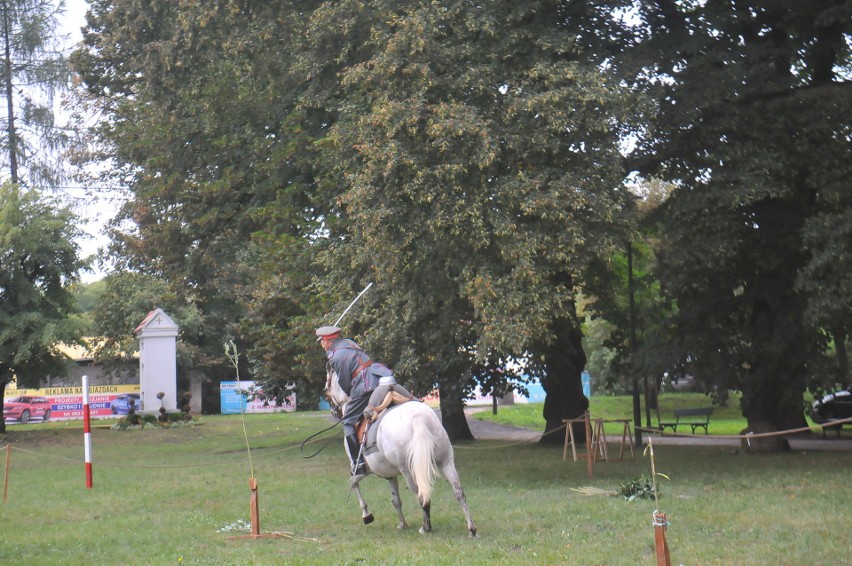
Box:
left=3, top=395, right=52, bottom=423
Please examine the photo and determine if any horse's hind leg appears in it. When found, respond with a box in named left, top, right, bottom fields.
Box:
left=441, top=462, right=477, bottom=537
left=350, top=478, right=374, bottom=525
left=387, top=476, right=408, bottom=530
left=420, top=500, right=432, bottom=534
left=399, top=469, right=432, bottom=534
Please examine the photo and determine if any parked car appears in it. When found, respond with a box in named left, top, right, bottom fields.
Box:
left=3, top=396, right=52, bottom=423
left=811, top=388, right=852, bottom=423
left=110, top=393, right=141, bottom=415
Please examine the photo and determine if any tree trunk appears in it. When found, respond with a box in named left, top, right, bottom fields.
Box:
left=438, top=381, right=473, bottom=442
left=0, top=377, right=8, bottom=433
left=2, top=2, right=18, bottom=183
left=540, top=312, right=589, bottom=447
left=739, top=197, right=813, bottom=451
left=741, top=294, right=809, bottom=451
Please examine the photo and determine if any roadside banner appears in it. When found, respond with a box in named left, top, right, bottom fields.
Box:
left=3, top=384, right=142, bottom=423
left=220, top=381, right=296, bottom=415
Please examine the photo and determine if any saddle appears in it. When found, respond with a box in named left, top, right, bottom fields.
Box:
left=367, top=390, right=414, bottom=422
left=355, top=391, right=416, bottom=453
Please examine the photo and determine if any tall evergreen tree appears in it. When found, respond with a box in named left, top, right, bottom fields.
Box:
left=0, top=0, right=72, bottom=187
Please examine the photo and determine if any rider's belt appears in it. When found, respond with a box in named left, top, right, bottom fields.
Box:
left=352, top=359, right=374, bottom=379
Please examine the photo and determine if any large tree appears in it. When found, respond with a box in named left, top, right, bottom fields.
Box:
left=72, top=1, right=323, bottom=392
left=622, top=1, right=852, bottom=440
left=73, top=0, right=638, bottom=442
left=301, top=1, right=637, bottom=441
left=0, top=182, right=86, bottom=432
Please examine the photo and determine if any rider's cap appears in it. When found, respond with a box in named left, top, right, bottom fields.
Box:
left=315, top=326, right=342, bottom=341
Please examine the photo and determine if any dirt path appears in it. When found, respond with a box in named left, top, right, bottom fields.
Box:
left=464, top=407, right=541, bottom=442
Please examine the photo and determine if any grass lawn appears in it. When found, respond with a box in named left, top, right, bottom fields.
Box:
left=2, top=411, right=851, bottom=565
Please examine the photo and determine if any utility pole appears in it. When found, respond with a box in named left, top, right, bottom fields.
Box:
left=628, top=240, right=642, bottom=447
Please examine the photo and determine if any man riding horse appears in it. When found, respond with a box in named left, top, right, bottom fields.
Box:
left=316, top=325, right=415, bottom=476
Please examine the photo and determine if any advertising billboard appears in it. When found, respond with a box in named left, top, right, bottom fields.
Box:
left=220, top=381, right=296, bottom=415
left=3, top=384, right=142, bottom=424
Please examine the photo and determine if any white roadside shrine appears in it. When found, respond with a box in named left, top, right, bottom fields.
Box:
left=135, top=308, right=179, bottom=413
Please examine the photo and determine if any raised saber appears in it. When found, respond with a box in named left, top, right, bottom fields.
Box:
left=333, top=282, right=373, bottom=327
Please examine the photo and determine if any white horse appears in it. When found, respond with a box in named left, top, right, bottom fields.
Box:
left=326, top=371, right=477, bottom=536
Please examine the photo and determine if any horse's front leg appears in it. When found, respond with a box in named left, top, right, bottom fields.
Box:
left=387, top=476, right=408, bottom=530
left=349, top=476, right=374, bottom=524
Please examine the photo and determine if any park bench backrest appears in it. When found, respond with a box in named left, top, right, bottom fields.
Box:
left=674, top=407, right=713, bottom=419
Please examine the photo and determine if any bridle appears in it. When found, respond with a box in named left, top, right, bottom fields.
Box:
left=324, top=368, right=348, bottom=422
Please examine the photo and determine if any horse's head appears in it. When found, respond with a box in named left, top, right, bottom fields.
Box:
left=325, top=364, right=349, bottom=421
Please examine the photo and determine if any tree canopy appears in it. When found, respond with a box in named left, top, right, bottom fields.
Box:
left=619, top=0, right=852, bottom=434
left=0, top=182, right=86, bottom=431
left=69, top=1, right=852, bottom=443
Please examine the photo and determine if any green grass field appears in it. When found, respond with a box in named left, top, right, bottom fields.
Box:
left=2, top=410, right=850, bottom=565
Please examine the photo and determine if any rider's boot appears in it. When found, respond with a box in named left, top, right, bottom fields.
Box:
left=345, top=434, right=366, bottom=476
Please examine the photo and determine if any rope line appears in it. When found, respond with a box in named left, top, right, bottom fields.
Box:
left=635, top=415, right=852, bottom=440
left=3, top=434, right=337, bottom=469
left=3, top=414, right=848, bottom=468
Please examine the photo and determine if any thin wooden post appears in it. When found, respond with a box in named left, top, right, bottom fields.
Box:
left=249, top=477, right=260, bottom=536
left=3, top=444, right=11, bottom=503
left=584, top=411, right=594, bottom=479
left=228, top=476, right=288, bottom=540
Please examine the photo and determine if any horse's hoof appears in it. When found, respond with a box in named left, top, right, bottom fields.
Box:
left=418, top=526, right=432, bottom=534
left=363, top=513, right=374, bottom=525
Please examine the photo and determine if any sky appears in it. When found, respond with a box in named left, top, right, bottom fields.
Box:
left=59, top=0, right=119, bottom=283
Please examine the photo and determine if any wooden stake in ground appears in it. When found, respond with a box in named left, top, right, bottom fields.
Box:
left=249, top=477, right=260, bottom=536
left=3, top=444, right=10, bottom=503
left=646, top=438, right=671, bottom=566
left=584, top=411, right=594, bottom=479
left=653, top=511, right=671, bottom=566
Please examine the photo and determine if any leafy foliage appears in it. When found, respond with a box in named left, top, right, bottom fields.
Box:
left=69, top=0, right=852, bottom=442
left=617, top=475, right=657, bottom=501
left=618, top=1, right=852, bottom=429
left=0, top=183, right=86, bottom=431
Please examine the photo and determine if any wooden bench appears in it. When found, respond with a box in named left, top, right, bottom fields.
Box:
left=658, top=407, right=713, bottom=434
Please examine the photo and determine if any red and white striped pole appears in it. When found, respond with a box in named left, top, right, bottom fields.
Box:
left=82, top=375, right=93, bottom=488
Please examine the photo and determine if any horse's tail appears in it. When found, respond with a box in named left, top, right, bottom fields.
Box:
left=406, top=412, right=438, bottom=506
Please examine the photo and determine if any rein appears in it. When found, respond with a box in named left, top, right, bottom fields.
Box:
left=299, top=418, right=342, bottom=459
left=300, top=384, right=347, bottom=459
